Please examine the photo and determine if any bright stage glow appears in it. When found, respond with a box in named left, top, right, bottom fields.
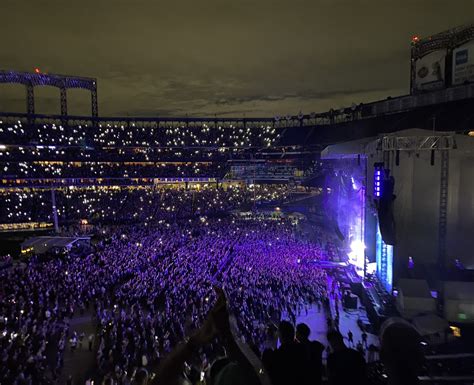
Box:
left=350, top=240, right=365, bottom=257
left=348, top=240, right=365, bottom=274
left=351, top=177, right=358, bottom=190
left=376, top=224, right=393, bottom=292
left=366, top=262, right=376, bottom=275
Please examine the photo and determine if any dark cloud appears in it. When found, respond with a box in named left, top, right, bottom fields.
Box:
left=213, top=86, right=391, bottom=106
left=1, top=0, right=473, bottom=117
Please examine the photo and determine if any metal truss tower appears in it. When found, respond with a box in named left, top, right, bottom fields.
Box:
left=438, top=150, right=449, bottom=272
left=0, top=70, right=98, bottom=117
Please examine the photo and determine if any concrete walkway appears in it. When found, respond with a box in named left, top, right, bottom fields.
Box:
left=294, top=294, right=380, bottom=362
left=295, top=304, right=329, bottom=346
left=59, top=311, right=98, bottom=385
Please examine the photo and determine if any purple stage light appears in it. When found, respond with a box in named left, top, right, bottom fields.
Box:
left=373, top=163, right=384, bottom=198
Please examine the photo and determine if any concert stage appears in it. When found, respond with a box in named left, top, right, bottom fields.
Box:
left=321, top=128, right=474, bottom=327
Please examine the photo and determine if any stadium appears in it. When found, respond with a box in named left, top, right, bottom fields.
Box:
left=1, top=17, right=474, bottom=385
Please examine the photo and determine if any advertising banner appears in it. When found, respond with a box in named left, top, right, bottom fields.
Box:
left=414, top=50, right=447, bottom=91
left=452, top=40, right=474, bottom=85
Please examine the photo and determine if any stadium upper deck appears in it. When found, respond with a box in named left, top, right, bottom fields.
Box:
left=1, top=81, right=473, bottom=149
left=1, top=76, right=473, bottom=186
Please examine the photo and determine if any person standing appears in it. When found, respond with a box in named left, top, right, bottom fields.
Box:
left=79, top=332, right=85, bottom=350
left=348, top=330, right=354, bottom=347
left=367, top=343, right=378, bottom=363
left=263, top=321, right=310, bottom=385
left=70, top=333, right=77, bottom=353
left=88, top=333, right=94, bottom=351
left=326, top=330, right=366, bottom=385
left=379, top=318, right=425, bottom=385
left=296, top=323, right=324, bottom=385
left=362, top=330, right=368, bottom=348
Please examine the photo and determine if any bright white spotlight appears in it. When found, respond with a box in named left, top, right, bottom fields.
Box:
left=351, top=177, right=358, bottom=190
left=348, top=240, right=366, bottom=272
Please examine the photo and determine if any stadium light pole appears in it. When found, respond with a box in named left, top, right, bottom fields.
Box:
left=51, top=189, right=59, bottom=233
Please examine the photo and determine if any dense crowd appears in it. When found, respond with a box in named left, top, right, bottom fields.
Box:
left=228, top=164, right=298, bottom=180
left=0, top=185, right=289, bottom=224
left=0, top=146, right=284, bottom=164
left=0, top=174, right=430, bottom=385
left=0, top=121, right=281, bottom=148
left=0, top=214, right=337, bottom=385
left=1, top=162, right=227, bottom=179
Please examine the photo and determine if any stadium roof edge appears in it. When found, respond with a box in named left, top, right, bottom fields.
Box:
left=416, top=22, right=474, bottom=44
left=0, top=82, right=473, bottom=122
left=0, top=111, right=275, bottom=122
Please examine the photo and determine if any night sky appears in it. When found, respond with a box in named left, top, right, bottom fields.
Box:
left=1, top=0, right=473, bottom=117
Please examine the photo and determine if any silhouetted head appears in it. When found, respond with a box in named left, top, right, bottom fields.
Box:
left=103, top=378, right=114, bottom=385
left=380, top=318, right=425, bottom=385
left=209, top=358, right=231, bottom=385
left=211, top=360, right=252, bottom=385
left=296, top=323, right=311, bottom=342
left=278, top=320, right=295, bottom=345
left=133, top=368, right=149, bottom=385
left=326, top=329, right=345, bottom=351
